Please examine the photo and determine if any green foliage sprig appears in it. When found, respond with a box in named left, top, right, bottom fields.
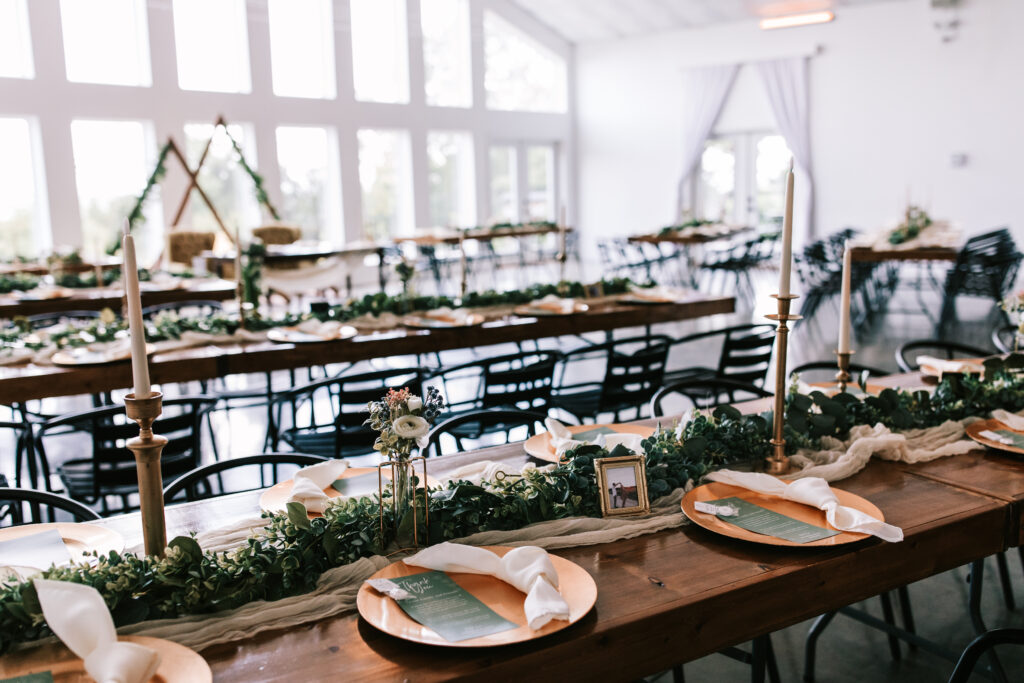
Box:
left=658, top=218, right=715, bottom=236
left=225, top=130, right=280, bottom=222
left=888, top=205, right=933, bottom=245
left=0, top=273, right=40, bottom=294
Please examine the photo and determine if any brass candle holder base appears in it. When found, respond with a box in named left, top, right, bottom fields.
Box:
left=835, top=349, right=855, bottom=393
left=765, top=294, right=802, bottom=475
left=124, top=391, right=169, bottom=557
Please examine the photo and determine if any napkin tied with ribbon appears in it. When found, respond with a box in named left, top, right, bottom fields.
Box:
left=706, top=470, right=903, bottom=542
left=916, top=355, right=984, bottom=375
left=529, top=294, right=576, bottom=314
left=35, top=578, right=160, bottom=683
left=543, top=418, right=644, bottom=457
left=286, top=459, right=349, bottom=513
left=404, top=542, right=570, bottom=630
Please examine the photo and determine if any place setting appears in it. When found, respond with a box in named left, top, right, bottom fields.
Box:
left=266, top=319, right=359, bottom=344
left=523, top=417, right=655, bottom=462
left=403, top=307, right=486, bottom=329
left=512, top=294, right=588, bottom=316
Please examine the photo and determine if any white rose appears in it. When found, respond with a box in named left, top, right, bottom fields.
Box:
left=393, top=414, right=430, bottom=440
left=406, top=396, right=423, bottom=411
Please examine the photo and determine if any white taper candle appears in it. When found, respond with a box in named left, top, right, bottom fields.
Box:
left=838, top=243, right=852, bottom=353
left=121, top=221, right=151, bottom=398
left=778, top=158, right=795, bottom=297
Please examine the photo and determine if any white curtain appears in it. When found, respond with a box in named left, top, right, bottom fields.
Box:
left=675, top=63, right=739, bottom=219
left=756, top=56, right=815, bottom=242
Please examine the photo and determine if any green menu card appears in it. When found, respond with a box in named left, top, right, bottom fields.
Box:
left=574, top=426, right=618, bottom=443
left=993, top=429, right=1024, bottom=449
left=331, top=472, right=381, bottom=498
left=1, top=673, right=55, bottom=683
left=708, top=496, right=840, bottom=544
left=387, top=571, right=518, bottom=642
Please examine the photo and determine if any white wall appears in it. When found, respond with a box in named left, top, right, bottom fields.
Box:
left=576, top=0, right=1024, bottom=248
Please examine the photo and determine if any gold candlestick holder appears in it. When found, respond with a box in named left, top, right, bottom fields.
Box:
left=124, top=391, right=169, bottom=557
left=834, top=349, right=855, bottom=393
left=765, top=294, right=802, bottom=475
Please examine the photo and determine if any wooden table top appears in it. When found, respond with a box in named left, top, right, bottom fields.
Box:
left=401, top=225, right=569, bottom=247
left=203, top=243, right=388, bottom=266
left=629, top=226, right=751, bottom=246
left=88, top=398, right=1020, bottom=682
left=0, top=279, right=237, bottom=319
left=0, top=295, right=734, bottom=404
left=849, top=245, right=959, bottom=262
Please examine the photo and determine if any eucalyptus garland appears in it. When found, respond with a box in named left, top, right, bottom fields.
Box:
left=0, top=273, right=40, bottom=294
left=888, top=205, right=933, bottom=245
left=125, top=142, right=173, bottom=236
left=658, top=218, right=715, bottom=236
left=225, top=130, right=280, bottom=222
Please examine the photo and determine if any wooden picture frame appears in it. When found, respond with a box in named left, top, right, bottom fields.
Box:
left=582, top=281, right=605, bottom=299
left=594, top=455, right=650, bottom=517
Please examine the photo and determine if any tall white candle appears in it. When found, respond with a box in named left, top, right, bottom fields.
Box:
left=121, top=221, right=151, bottom=399
left=838, top=243, right=852, bottom=353
left=778, top=158, right=795, bottom=297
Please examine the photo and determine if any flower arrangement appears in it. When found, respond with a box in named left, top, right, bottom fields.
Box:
left=365, top=387, right=443, bottom=459
left=1001, top=290, right=1024, bottom=351
left=888, top=205, right=933, bottom=245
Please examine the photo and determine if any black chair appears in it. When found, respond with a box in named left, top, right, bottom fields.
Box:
left=789, top=361, right=891, bottom=384
left=991, top=324, right=1019, bottom=354
left=0, top=487, right=102, bottom=526
left=25, top=310, right=102, bottom=329
left=664, top=324, right=776, bottom=388
left=939, top=228, right=1022, bottom=332
left=0, top=419, right=33, bottom=489
left=947, top=628, right=1024, bottom=683
left=553, top=335, right=671, bottom=422
left=428, top=351, right=560, bottom=415
left=895, top=340, right=994, bottom=374
left=649, top=379, right=772, bottom=418
left=34, top=396, right=216, bottom=514
left=424, top=409, right=549, bottom=458
left=163, top=452, right=328, bottom=503
left=270, top=366, right=424, bottom=461
left=141, top=299, right=224, bottom=319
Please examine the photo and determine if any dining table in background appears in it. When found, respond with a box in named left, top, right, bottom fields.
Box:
left=849, top=245, right=960, bottom=263
left=83, top=369, right=1023, bottom=682
left=0, top=294, right=735, bottom=405
left=628, top=224, right=751, bottom=247
left=0, top=257, right=122, bottom=277
left=400, top=224, right=571, bottom=247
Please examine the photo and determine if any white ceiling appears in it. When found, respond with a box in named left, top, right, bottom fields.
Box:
left=508, top=0, right=907, bottom=43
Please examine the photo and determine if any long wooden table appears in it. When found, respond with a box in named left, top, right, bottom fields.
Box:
left=84, top=383, right=1024, bottom=682
left=0, top=295, right=734, bottom=404
left=629, top=225, right=751, bottom=246
left=850, top=245, right=959, bottom=262
left=0, top=279, right=237, bottom=319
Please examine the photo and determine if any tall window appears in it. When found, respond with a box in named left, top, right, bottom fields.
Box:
left=696, top=133, right=791, bottom=227
left=276, top=126, right=343, bottom=242
left=60, top=0, right=151, bottom=86
left=267, top=0, right=335, bottom=99
left=484, top=11, right=567, bottom=113
left=421, top=0, right=472, bottom=108
left=172, top=0, right=251, bottom=93
left=0, top=0, right=33, bottom=79
left=351, top=0, right=409, bottom=104
left=183, top=123, right=261, bottom=238
left=488, top=145, right=517, bottom=224
left=70, top=120, right=162, bottom=262
left=525, top=145, right=555, bottom=221
left=0, top=118, right=47, bottom=260
left=426, top=131, right=475, bottom=228
left=358, top=129, right=413, bottom=241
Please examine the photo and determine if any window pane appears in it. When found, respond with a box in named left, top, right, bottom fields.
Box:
left=0, top=118, right=47, bottom=260
left=488, top=145, right=516, bottom=224
left=525, top=145, right=555, bottom=221
left=357, top=129, right=413, bottom=241
left=421, top=0, right=471, bottom=108
left=755, top=135, right=792, bottom=227
left=173, top=0, right=250, bottom=93
left=60, top=0, right=151, bottom=86
left=71, top=120, right=162, bottom=262
left=268, top=0, right=335, bottom=99
left=0, top=0, right=33, bottom=79
left=350, top=0, right=409, bottom=104
left=427, top=131, right=475, bottom=228
left=276, top=126, right=343, bottom=242
left=183, top=123, right=261, bottom=238
left=484, top=11, right=567, bottom=113
left=698, top=139, right=735, bottom=222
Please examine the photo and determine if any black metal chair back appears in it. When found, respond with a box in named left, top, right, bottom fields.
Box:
left=423, top=409, right=548, bottom=458
left=36, top=396, right=216, bottom=512
left=650, top=379, right=771, bottom=418
left=992, top=324, right=1020, bottom=354
left=0, top=487, right=101, bottom=526
left=26, top=310, right=101, bottom=329
left=789, top=361, right=891, bottom=384
left=895, top=340, right=994, bottom=373
left=429, top=351, right=560, bottom=414
left=163, top=452, right=328, bottom=503
left=142, top=299, right=224, bottom=319
left=942, top=227, right=1021, bottom=303
left=715, top=324, right=777, bottom=386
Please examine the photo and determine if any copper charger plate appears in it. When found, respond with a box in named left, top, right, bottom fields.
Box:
left=681, top=481, right=883, bottom=547
left=966, top=418, right=1024, bottom=456
left=266, top=325, right=359, bottom=344
left=0, top=522, right=124, bottom=564
left=512, top=302, right=589, bottom=316
left=0, top=635, right=211, bottom=682
left=260, top=467, right=442, bottom=518
left=403, top=313, right=486, bottom=329
left=51, top=343, right=156, bottom=367
left=356, top=545, right=597, bottom=647
left=523, top=424, right=655, bottom=463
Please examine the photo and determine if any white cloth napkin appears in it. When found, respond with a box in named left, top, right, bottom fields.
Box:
left=424, top=307, right=469, bottom=325
left=404, top=542, right=570, bottom=630
left=598, top=432, right=645, bottom=454
left=544, top=418, right=584, bottom=456
left=0, top=347, right=34, bottom=366
left=706, top=470, right=904, bottom=542
left=35, top=579, right=161, bottom=683
left=442, top=460, right=556, bottom=487
left=627, top=284, right=690, bottom=302
left=916, top=355, right=983, bottom=374
left=990, top=409, right=1024, bottom=431
left=86, top=338, right=133, bottom=362
left=529, top=294, right=575, bottom=314
left=287, top=459, right=349, bottom=513
left=296, top=319, right=347, bottom=339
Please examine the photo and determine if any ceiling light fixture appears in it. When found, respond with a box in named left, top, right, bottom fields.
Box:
left=759, top=11, right=835, bottom=30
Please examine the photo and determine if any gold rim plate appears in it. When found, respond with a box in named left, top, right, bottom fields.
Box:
left=0, top=635, right=212, bottom=682
left=966, top=418, right=1024, bottom=456
left=512, top=302, right=589, bottom=316
left=403, top=313, right=486, bottom=329
left=523, top=423, right=655, bottom=463
left=356, top=545, right=597, bottom=647
left=266, top=326, right=358, bottom=344
left=681, top=481, right=883, bottom=547
left=0, top=522, right=124, bottom=567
